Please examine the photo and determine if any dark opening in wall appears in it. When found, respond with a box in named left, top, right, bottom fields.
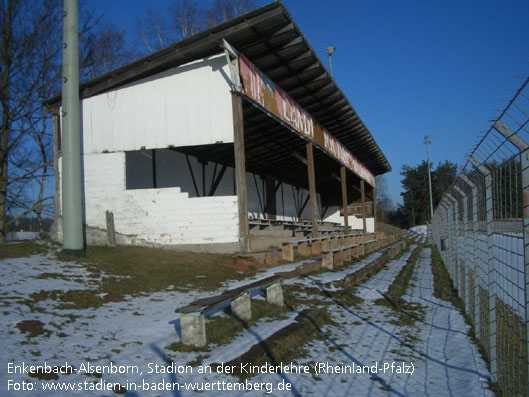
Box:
left=125, top=150, right=155, bottom=189
left=125, top=148, right=232, bottom=194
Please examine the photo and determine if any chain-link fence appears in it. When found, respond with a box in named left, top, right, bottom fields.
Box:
left=432, top=76, right=529, bottom=397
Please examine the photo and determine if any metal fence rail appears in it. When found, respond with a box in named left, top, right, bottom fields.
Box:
left=432, top=76, right=529, bottom=397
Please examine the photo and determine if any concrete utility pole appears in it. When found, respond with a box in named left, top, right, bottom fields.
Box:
left=424, top=135, right=434, bottom=222
left=326, top=46, right=335, bottom=76
left=61, top=0, right=84, bottom=257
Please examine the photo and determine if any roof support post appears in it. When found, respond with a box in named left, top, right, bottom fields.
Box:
left=361, top=179, right=367, bottom=233
left=372, top=184, right=377, bottom=232
left=306, top=142, right=318, bottom=238
left=264, top=178, right=278, bottom=220
left=232, top=93, right=249, bottom=252
left=340, top=166, right=349, bottom=235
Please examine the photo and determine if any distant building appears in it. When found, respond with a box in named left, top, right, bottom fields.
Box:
left=45, top=2, right=391, bottom=253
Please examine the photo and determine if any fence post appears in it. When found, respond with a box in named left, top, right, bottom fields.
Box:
left=470, top=156, right=497, bottom=383
left=454, top=185, right=470, bottom=314
left=522, top=149, right=529, bottom=397
left=443, top=200, right=453, bottom=277
left=492, top=120, right=529, bottom=395
left=461, top=174, right=480, bottom=339
left=447, top=193, right=460, bottom=295
left=438, top=201, right=447, bottom=261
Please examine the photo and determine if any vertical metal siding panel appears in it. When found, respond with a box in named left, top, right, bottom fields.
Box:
left=108, top=91, right=120, bottom=152
left=218, top=60, right=234, bottom=144
left=81, top=55, right=234, bottom=153
left=148, top=77, right=166, bottom=148
left=165, top=68, right=183, bottom=147
left=189, top=62, right=202, bottom=144
left=160, top=76, right=169, bottom=147
left=199, top=62, right=211, bottom=144
left=210, top=59, right=222, bottom=143
left=132, top=82, right=146, bottom=150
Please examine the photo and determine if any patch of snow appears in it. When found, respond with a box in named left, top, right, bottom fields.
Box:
left=6, top=231, right=39, bottom=241
left=409, top=225, right=428, bottom=235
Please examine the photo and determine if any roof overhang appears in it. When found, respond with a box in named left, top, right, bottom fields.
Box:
left=45, top=0, right=391, bottom=176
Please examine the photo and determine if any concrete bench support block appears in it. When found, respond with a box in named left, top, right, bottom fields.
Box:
left=322, top=252, right=333, bottom=270
left=311, top=240, right=322, bottom=255
left=334, top=250, right=344, bottom=266
left=343, top=247, right=352, bottom=262
left=265, top=250, right=282, bottom=265
left=231, top=293, right=251, bottom=321
left=298, top=242, right=311, bottom=256
left=266, top=282, right=284, bottom=307
left=180, top=313, right=206, bottom=347
left=282, top=243, right=294, bottom=262
left=322, top=238, right=331, bottom=251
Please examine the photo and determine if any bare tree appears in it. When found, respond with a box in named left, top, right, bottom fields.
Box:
left=0, top=0, right=62, bottom=243
left=135, top=6, right=177, bottom=54
left=170, top=0, right=201, bottom=40
left=136, top=0, right=256, bottom=55
left=0, top=0, right=134, bottom=243
left=205, top=0, right=255, bottom=26
left=81, top=21, right=132, bottom=80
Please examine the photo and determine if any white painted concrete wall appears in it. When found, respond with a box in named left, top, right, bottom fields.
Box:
left=58, top=147, right=324, bottom=248
left=324, top=209, right=375, bottom=232
left=64, top=152, right=240, bottom=246
left=80, top=55, right=233, bottom=154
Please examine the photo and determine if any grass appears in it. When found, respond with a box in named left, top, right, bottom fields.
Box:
left=0, top=241, right=49, bottom=259
left=375, top=222, right=405, bottom=236
left=58, top=245, right=259, bottom=291
left=373, top=244, right=426, bottom=328
left=20, top=244, right=265, bottom=310
left=16, top=320, right=50, bottom=337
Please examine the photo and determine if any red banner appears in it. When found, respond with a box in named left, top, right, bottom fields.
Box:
left=239, top=54, right=375, bottom=187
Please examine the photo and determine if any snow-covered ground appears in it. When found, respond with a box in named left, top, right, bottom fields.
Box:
left=6, top=232, right=39, bottom=242
left=1, top=244, right=492, bottom=396
left=409, top=225, right=428, bottom=235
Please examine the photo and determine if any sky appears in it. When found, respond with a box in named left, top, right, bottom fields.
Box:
left=91, top=0, right=529, bottom=205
